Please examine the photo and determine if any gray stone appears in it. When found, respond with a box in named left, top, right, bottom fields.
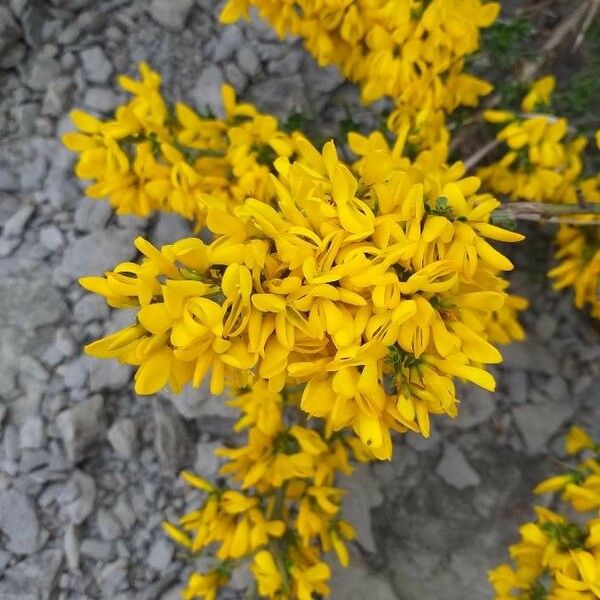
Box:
left=74, top=294, right=109, bottom=323
left=0, top=276, right=66, bottom=330
left=513, top=401, right=573, bottom=455
left=268, top=49, right=304, bottom=76
left=64, top=523, right=79, bottom=571
left=0, top=333, right=24, bottom=401
left=535, top=313, right=558, bottom=340
left=112, top=495, right=136, bottom=529
left=337, top=464, right=383, bottom=553
left=436, top=443, right=481, bottom=489
left=224, top=63, right=248, bottom=92
left=97, top=508, right=123, bottom=540
left=330, top=545, right=398, bottom=600
left=42, top=76, right=74, bottom=117
left=0, top=488, right=47, bottom=554
left=20, top=155, right=47, bottom=191
left=96, top=558, right=129, bottom=595
left=455, top=387, right=495, bottom=429
left=107, top=418, right=139, bottom=459
left=74, top=198, right=113, bottom=231
left=57, top=356, right=89, bottom=389
left=303, top=62, right=345, bottom=95
left=3, top=204, right=35, bottom=238
left=21, top=2, right=50, bottom=48
left=0, top=192, right=19, bottom=223
left=83, top=86, right=118, bottom=112
left=39, top=225, right=64, bottom=251
left=0, top=237, right=22, bottom=257
left=501, top=341, right=558, bottom=374
left=214, top=25, right=244, bottom=61
left=61, top=228, right=137, bottom=280
left=147, top=0, right=194, bottom=31
left=19, top=415, right=45, bottom=449
left=56, top=395, right=105, bottom=461
left=54, top=327, right=77, bottom=358
left=193, top=440, right=222, bottom=480
left=0, top=7, right=21, bottom=55
left=236, top=46, right=261, bottom=77
left=193, top=65, right=225, bottom=117
left=80, top=46, right=113, bottom=83
left=248, top=75, right=308, bottom=117
left=88, top=359, right=132, bottom=393
left=151, top=212, right=192, bottom=247
left=80, top=538, right=115, bottom=561
left=504, top=370, right=528, bottom=404
left=63, top=470, right=97, bottom=524
left=153, top=398, right=191, bottom=473
left=0, top=167, right=20, bottom=192
left=161, top=380, right=213, bottom=419
left=0, top=548, right=63, bottom=600
left=0, top=41, right=26, bottom=69
left=544, top=375, right=569, bottom=403
left=57, top=21, right=81, bottom=45
left=146, top=536, right=174, bottom=571
left=23, top=56, right=61, bottom=92
left=406, top=421, right=441, bottom=452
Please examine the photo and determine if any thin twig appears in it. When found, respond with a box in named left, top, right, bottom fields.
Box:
left=493, top=201, right=600, bottom=226
left=453, top=0, right=595, bottom=153
left=520, top=0, right=591, bottom=81
left=463, top=139, right=502, bottom=170
left=573, top=0, right=600, bottom=51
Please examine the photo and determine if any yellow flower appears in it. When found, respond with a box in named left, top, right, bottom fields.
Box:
left=521, top=75, right=556, bottom=112
left=251, top=550, right=283, bottom=598
left=182, top=571, right=225, bottom=600
left=565, top=427, right=598, bottom=456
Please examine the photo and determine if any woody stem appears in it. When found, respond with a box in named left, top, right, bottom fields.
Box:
left=492, top=202, right=600, bottom=225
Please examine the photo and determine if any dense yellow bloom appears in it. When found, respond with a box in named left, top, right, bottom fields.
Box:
left=549, top=224, right=600, bottom=320
left=82, top=132, right=524, bottom=460
left=63, top=64, right=294, bottom=225
left=220, top=0, right=498, bottom=151
left=491, top=428, right=600, bottom=599
left=479, top=77, right=600, bottom=321
left=70, top=62, right=531, bottom=599
left=164, top=381, right=360, bottom=600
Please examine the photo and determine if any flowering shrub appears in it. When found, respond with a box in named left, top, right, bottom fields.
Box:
left=476, top=78, right=600, bottom=319
left=489, top=427, right=600, bottom=599
left=219, top=1, right=600, bottom=319
left=66, top=63, right=525, bottom=596
left=64, top=1, right=600, bottom=598
left=221, top=0, right=498, bottom=151
left=62, top=63, right=295, bottom=224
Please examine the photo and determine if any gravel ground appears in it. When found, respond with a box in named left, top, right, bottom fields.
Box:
left=1, top=2, right=599, bottom=599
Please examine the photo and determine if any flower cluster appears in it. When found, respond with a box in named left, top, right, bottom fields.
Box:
left=80, top=113, right=526, bottom=461
left=62, top=63, right=294, bottom=226
left=478, top=77, right=588, bottom=204
left=550, top=224, right=600, bottom=320
left=68, top=62, right=530, bottom=598
left=162, top=382, right=361, bottom=600
left=220, top=0, right=499, bottom=151
left=478, top=77, right=600, bottom=320
left=489, top=426, right=600, bottom=599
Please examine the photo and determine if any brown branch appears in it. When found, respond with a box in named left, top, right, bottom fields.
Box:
left=493, top=201, right=600, bottom=226
left=520, top=1, right=592, bottom=81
